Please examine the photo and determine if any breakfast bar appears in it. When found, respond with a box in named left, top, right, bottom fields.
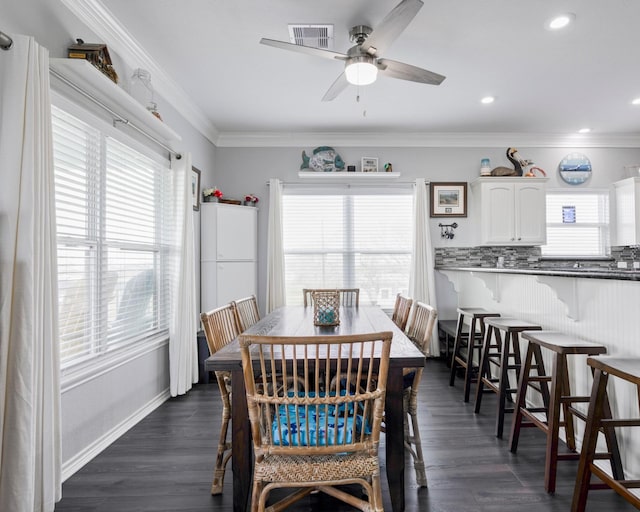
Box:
left=436, top=265, right=640, bottom=484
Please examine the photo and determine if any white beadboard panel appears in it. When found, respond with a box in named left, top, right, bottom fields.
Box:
left=436, top=270, right=640, bottom=479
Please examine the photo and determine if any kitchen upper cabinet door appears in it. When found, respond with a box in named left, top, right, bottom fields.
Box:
left=216, top=205, right=257, bottom=260
left=613, top=177, right=640, bottom=246
left=481, top=182, right=515, bottom=244
left=473, top=178, right=547, bottom=246
left=515, top=182, right=547, bottom=244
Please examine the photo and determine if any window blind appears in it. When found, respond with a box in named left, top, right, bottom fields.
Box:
left=282, top=190, right=413, bottom=309
left=53, top=106, right=172, bottom=367
left=541, top=191, right=610, bottom=257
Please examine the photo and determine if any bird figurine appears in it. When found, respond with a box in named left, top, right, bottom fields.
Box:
left=506, top=147, right=533, bottom=176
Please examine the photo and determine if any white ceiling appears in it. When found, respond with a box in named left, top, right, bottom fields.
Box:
left=79, top=0, right=640, bottom=143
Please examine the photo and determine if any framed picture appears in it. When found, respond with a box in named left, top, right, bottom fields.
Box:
left=361, top=157, right=378, bottom=173
left=191, top=166, right=201, bottom=211
left=430, top=182, right=467, bottom=217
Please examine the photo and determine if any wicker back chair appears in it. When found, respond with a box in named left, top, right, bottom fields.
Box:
left=239, top=331, right=393, bottom=512
left=232, top=295, right=261, bottom=332
left=200, top=303, right=242, bottom=495
left=302, top=288, right=360, bottom=307
left=391, top=293, right=413, bottom=331
left=402, top=301, right=438, bottom=487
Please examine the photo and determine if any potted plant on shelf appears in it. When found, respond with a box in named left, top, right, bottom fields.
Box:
left=244, top=194, right=259, bottom=206
left=203, top=187, right=223, bottom=202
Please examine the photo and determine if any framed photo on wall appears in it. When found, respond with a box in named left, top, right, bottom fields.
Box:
left=430, top=182, right=467, bottom=217
left=361, top=157, right=378, bottom=173
left=192, top=166, right=201, bottom=211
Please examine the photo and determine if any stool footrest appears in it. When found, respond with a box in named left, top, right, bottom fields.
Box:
left=560, top=395, right=590, bottom=404
left=557, top=453, right=580, bottom=461
left=519, top=413, right=548, bottom=431
left=594, top=452, right=617, bottom=461
left=601, top=418, right=640, bottom=427
left=566, top=406, right=588, bottom=422
left=528, top=376, right=552, bottom=382
left=522, top=407, right=547, bottom=413
left=590, top=464, right=640, bottom=506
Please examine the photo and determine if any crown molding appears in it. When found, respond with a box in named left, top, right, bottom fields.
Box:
left=61, top=0, right=219, bottom=146
left=57, top=0, right=640, bottom=151
left=215, top=131, right=640, bottom=148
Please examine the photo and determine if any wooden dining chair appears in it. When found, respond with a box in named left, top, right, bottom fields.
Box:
left=391, top=293, right=413, bottom=331
left=402, top=301, right=438, bottom=487
left=200, top=303, right=242, bottom=495
left=302, top=288, right=360, bottom=307
left=239, top=331, right=393, bottom=512
left=232, top=295, right=261, bottom=331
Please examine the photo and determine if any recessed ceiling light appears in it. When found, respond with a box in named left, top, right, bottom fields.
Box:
left=632, top=98, right=640, bottom=105
left=578, top=128, right=591, bottom=134
left=480, top=96, right=495, bottom=104
left=546, top=13, right=575, bottom=30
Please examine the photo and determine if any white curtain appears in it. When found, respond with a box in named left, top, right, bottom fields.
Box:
left=409, top=178, right=440, bottom=355
left=266, top=178, right=286, bottom=312
left=168, top=153, right=198, bottom=396
left=0, top=35, right=62, bottom=511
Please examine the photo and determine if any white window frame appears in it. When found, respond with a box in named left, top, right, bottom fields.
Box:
left=52, top=93, right=172, bottom=381
left=541, top=188, right=610, bottom=259
left=281, top=184, right=413, bottom=310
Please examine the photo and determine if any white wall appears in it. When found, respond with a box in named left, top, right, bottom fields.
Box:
left=214, top=145, right=640, bottom=313
left=2, top=0, right=217, bottom=481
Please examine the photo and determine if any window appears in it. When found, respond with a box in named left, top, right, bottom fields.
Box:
left=53, top=106, right=173, bottom=368
left=282, top=189, right=413, bottom=309
left=541, top=190, right=610, bottom=257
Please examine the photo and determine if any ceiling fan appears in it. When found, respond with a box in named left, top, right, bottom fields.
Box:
left=259, top=0, right=445, bottom=101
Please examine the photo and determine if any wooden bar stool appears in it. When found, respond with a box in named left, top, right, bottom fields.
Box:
left=438, top=319, right=458, bottom=367
left=474, top=317, right=542, bottom=438
left=509, top=331, right=607, bottom=493
left=449, top=307, right=500, bottom=403
left=572, top=356, right=638, bottom=512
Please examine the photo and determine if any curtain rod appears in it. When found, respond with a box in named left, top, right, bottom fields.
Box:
left=0, top=31, right=13, bottom=50
left=50, top=68, right=181, bottom=159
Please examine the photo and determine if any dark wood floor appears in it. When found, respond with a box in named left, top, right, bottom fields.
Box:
left=54, top=359, right=636, bottom=511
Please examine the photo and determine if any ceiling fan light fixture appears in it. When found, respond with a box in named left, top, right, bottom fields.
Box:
left=345, top=56, right=378, bottom=86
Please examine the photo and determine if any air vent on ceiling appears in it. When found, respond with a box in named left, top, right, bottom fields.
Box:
left=288, top=24, right=334, bottom=49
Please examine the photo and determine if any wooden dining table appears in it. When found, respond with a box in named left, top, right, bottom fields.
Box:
left=205, top=305, right=425, bottom=512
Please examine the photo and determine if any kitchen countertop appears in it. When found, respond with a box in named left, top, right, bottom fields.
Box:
left=435, top=265, right=640, bottom=281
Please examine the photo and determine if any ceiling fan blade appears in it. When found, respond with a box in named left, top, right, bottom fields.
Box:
left=260, top=38, right=347, bottom=61
left=377, top=58, right=445, bottom=85
left=321, top=72, right=350, bottom=101
left=360, top=0, right=423, bottom=56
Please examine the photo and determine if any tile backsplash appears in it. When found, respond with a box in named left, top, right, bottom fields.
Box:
left=435, top=246, right=541, bottom=268
left=434, top=246, right=637, bottom=269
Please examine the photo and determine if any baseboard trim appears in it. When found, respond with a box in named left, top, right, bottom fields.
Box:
left=61, top=388, right=171, bottom=482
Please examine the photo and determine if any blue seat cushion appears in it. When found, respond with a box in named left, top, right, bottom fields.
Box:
left=272, top=392, right=371, bottom=447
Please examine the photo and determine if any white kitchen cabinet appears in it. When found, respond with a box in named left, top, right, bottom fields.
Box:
left=471, top=177, right=547, bottom=245
left=612, top=177, right=640, bottom=246
left=200, top=203, right=257, bottom=313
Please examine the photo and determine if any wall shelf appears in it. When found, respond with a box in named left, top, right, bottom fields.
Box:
left=49, top=58, right=181, bottom=146
left=298, top=171, right=401, bottom=179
